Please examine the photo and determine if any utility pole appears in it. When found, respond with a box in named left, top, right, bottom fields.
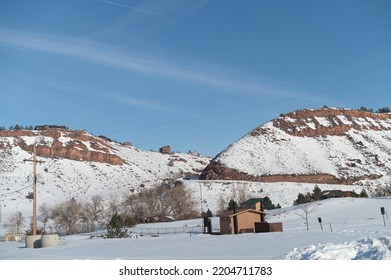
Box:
left=24, top=143, right=45, bottom=236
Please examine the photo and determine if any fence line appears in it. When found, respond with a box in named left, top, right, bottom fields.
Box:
left=129, top=226, right=202, bottom=236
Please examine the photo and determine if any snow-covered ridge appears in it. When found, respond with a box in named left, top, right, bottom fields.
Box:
left=201, top=108, right=391, bottom=185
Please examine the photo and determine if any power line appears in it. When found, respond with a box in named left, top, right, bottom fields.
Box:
left=0, top=185, right=32, bottom=197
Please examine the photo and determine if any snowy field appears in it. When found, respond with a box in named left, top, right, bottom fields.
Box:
left=1, top=197, right=390, bottom=260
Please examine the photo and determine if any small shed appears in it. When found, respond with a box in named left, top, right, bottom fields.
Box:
left=218, top=198, right=283, bottom=235
left=219, top=209, right=267, bottom=234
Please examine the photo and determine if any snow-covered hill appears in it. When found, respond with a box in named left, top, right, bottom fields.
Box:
left=0, top=128, right=210, bottom=219
left=201, top=108, right=391, bottom=185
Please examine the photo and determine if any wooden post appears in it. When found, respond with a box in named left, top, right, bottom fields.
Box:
left=24, top=143, right=45, bottom=236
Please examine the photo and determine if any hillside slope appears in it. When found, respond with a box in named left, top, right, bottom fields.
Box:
left=200, top=108, right=391, bottom=185
left=0, top=127, right=210, bottom=213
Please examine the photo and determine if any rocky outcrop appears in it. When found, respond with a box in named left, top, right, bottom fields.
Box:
left=159, top=145, right=171, bottom=154
left=273, top=108, right=391, bottom=137
left=199, top=161, right=382, bottom=184
left=0, top=129, right=124, bottom=165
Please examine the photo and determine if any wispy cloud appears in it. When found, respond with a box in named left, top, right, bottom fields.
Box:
left=100, top=92, right=172, bottom=112
left=0, top=28, right=309, bottom=100
left=28, top=78, right=173, bottom=113
left=98, top=0, right=160, bottom=15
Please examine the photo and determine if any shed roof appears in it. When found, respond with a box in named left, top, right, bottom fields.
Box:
left=241, top=198, right=263, bottom=206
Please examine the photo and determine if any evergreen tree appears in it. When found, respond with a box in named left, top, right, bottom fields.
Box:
left=205, top=208, right=213, bottom=217
left=262, top=196, right=276, bottom=210
left=106, top=213, right=129, bottom=238
left=312, top=185, right=323, bottom=200
left=294, top=192, right=313, bottom=205
left=227, top=199, right=238, bottom=211
left=359, top=189, right=368, bottom=198
left=377, top=107, right=391, bottom=113
left=294, top=193, right=305, bottom=205
left=359, top=106, right=373, bottom=112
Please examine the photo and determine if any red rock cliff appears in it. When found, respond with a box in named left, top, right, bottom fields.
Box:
left=0, top=128, right=125, bottom=165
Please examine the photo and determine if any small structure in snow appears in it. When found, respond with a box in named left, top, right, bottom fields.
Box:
left=322, top=190, right=359, bottom=199
left=219, top=198, right=283, bottom=234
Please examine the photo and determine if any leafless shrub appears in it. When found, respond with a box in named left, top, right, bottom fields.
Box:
left=295, top=202, right=318, bottom=231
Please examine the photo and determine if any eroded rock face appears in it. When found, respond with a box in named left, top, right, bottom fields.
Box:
left=0, top=128, right=124, bottom=165
left=273, top=108, right=391, bottom=137
left=200, top=161, right=382, bottom=184
left=200, top=108, right=391, bottom=184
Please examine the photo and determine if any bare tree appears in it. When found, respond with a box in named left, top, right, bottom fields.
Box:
left=155, top=182, right=171, bottom=216
left=38, top=203, right=50, bottom=233
left=7, top=211, right=25, bottom=234
left=124, top=178, right=197, bottom=221
left=231, top=182, right=250, bottom=205
left=107, top=194, right=121, bottom=216
left=83, top=194, right=105, bottom=232
left=295, top=203, right=318, bottom=231
left=217, top=193, right=228, bottom=215
left=138, top=187, right=160, bottom=218
left=125, top=193, right=146, bottom=223
left=51, top=197, right=83, bottom=234
left=370, top=183, right=391, bottom=197
left=166, top=181, right=197, bottom=219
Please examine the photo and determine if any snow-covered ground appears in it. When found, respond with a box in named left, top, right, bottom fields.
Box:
left=1, top=197, right=390, bottom=260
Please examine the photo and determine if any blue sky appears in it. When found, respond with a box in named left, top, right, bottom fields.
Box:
left=1, top=0, right=391, bottom=156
